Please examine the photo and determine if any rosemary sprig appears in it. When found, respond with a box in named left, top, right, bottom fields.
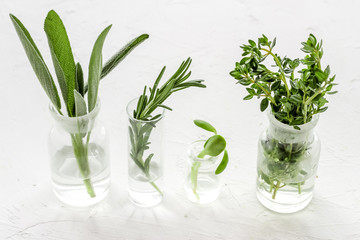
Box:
left=129, top=58, right=205, bottom=194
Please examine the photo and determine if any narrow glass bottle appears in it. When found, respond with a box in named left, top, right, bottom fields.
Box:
left=127, top=98, right=164, bottom=207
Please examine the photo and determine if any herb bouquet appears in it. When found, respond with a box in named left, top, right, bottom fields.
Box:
left=230, top=34, right=336, bottom=213
left=10, top=10, right=148, bottom=206
left=127, top=58, right=205, bottom=207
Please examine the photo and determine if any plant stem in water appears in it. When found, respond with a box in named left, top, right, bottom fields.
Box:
left=272, top=181, right=281, bottom=200
left=145, top=172, right=163, bottom=196
left=71, top=132, right=95, bottom=198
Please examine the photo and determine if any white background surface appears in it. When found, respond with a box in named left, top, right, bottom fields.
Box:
left=1, top=0, right=360, bottom=239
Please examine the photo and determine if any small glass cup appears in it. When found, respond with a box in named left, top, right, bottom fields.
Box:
left=126, top=98, right=164, bottom=207
left=184, top=140, right=222, bottom=204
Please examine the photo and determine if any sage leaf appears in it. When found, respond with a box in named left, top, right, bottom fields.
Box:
left=74, top=90, right=87, bottom=117
left=9, top=13, right=61, bottom=111
left=88, top=25, right=112, bottom=112
left=215, top=150, right=229, bottom=175
left=193, top=120, right=217, bottom=134
left=76, top=63, right=84, bottom=96
left=100, top=34, right=149, bottom=79
left=44, top=10, right=76, bottom=116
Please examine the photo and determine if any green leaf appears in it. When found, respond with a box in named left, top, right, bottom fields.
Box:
left=318, top=106, right=328, bottom=113
left=144, top=153, right=154, bottom=174
left=315, top=70, right=327, bottom=81
left=270, top=37, right=277, bottom=49
left=73, top=90, right=87, bottom=117
left=44, top=10, right=76, bottom=116
left=198, top=135, right=226, bottom=158
left=243, top=94, right=253, bottom=100
left=88, top=25, right=112, bottom=112
left=260, top=98, right=269, bottom=112
left=158, top=104, right=172, bottom=111
left=9, top=13, right=61, bottom=111
left=76, top=63, right=84, bottom=96
left=293, top=125, right=301, bottom=130
left=215, top=150, right=229, bottom=175
left=290, top=94, right=303, bottom=104
left=100, top=34, right=149, bottom=79
left=271, top=81, right=281, bottom=91
left=193, top=120, right=217, bottom=134
left=248, top=39, right=256, bottom=47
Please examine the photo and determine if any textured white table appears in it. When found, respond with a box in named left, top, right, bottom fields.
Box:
left=1, top=0, right=360, bottom=239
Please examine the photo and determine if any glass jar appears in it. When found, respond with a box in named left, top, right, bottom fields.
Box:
left=184, top=140, right=221, bottom=204
left=126, top=98, right=164, bottom=207
left=48, top=101, right=110, bottom=207
left=256, top=111, right=321, bottom=213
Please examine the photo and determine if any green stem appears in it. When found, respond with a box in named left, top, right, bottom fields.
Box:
left=247, top=74, right=277, bottom=105
left=304, top=88, right=323, bottom=106
left=298, top=183, right=302, bottom=194
left=71, top=131, right=95, bottom=198
left=150, top=181, right=163, bottom=196
left=269, top=181, right=274, bottom=193
left=261, top=48, right=290, bottom=97
left=197, top=150, right=206, bottom=158
left=83, top=178, right=95, bottom=197
left=145, top=170, right=163, bottom=195
left=272, top=180, right=281, bottom=200
left=303, top=104, right=308, bottom=124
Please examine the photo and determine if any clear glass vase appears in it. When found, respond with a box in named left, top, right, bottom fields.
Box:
left=126, top=98, right=164, bottom=207
left=184, top=140, right=221, bottom=204
left=256, top=111, right=321, bottom=213
left=48, top=101, right=110, bottom=207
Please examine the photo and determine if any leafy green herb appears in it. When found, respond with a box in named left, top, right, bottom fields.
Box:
left=10, top=10, right=148, bottom=198
left=230, top=34, right=336, bottom=199
left=193, top=120, right=229, bottom=174
left=128, top=58, right=205, bottom=195
left=230, top=34, right=336, bottom=127
left=190, top=120, right=229, bottom=197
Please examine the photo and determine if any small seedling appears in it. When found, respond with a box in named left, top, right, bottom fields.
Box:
left=191, top=120, right=229, bottom=198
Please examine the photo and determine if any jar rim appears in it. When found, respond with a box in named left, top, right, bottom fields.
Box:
left=49, top=99, right=101, bottom=122
left=126, top=97, right=165, bottom=123
left=187, top=140, right=221, bottom=162
left=267, top=109, right=319, bottom=132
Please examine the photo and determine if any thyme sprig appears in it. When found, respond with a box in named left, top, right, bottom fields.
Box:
left=230, top=34, right=337, bottom=128
left=230, top=34, right=337, bottom=199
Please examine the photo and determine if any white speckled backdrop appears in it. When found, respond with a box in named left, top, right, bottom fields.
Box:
left=1, top=0, right=359, bottom=239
